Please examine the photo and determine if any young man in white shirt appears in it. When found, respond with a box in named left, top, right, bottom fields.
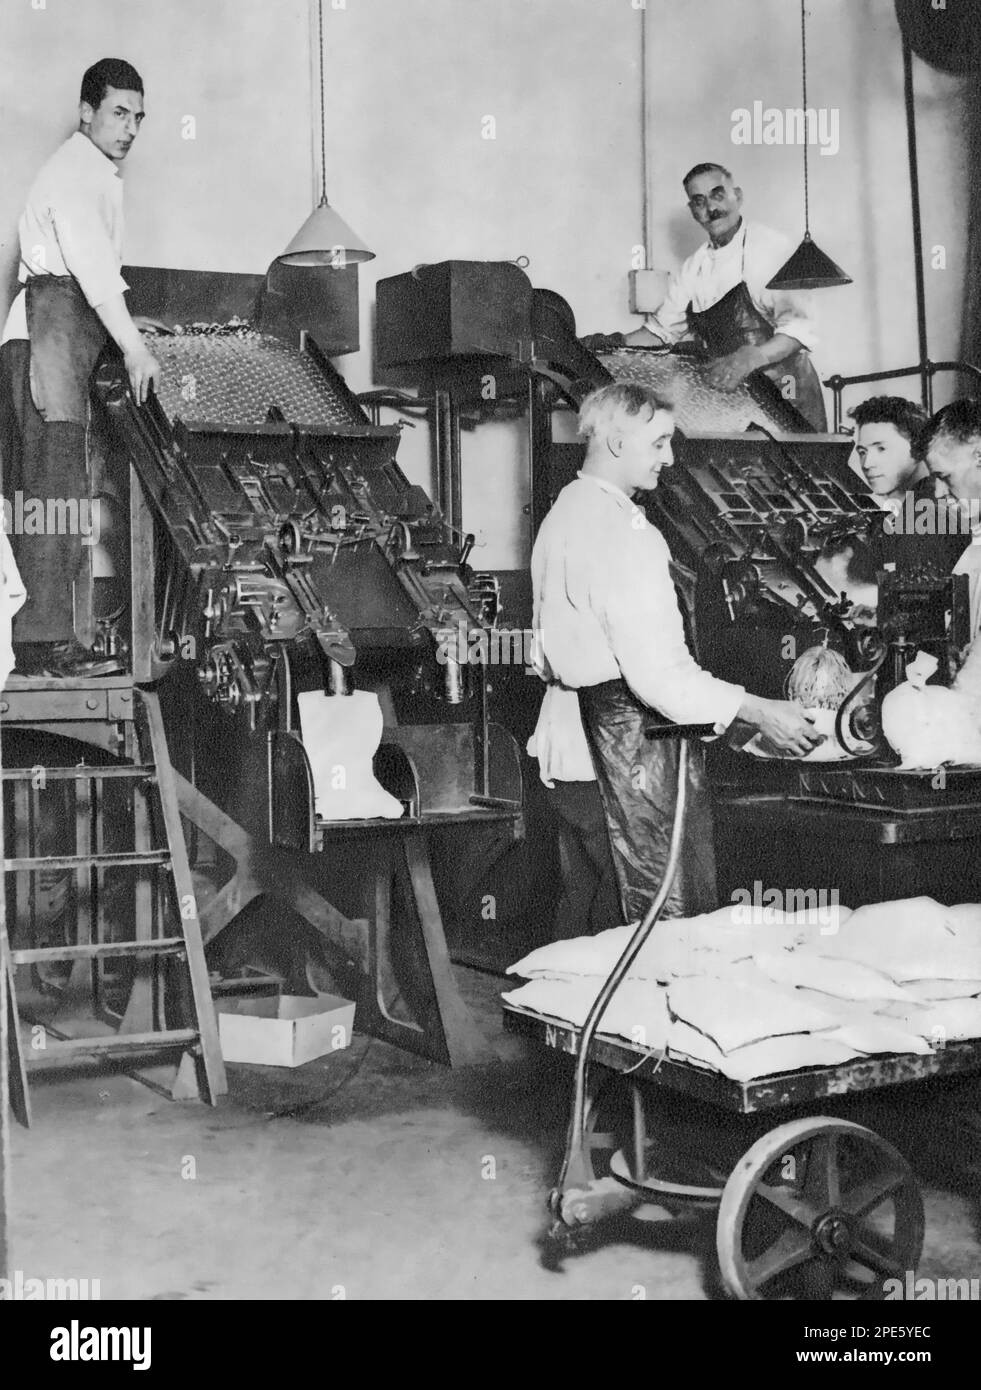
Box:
left=624, top=163, right=825, bottom=430
left=0, top=58, right=160, bottom=676
left=529, top=381, right=821, bottom=925
left=817, top=394, right=961, bottom=606
left=851, top=396, right=928, bottom=505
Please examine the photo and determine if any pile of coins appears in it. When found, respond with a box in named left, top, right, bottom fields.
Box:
left=598, top=348, right=794, bottom=434
left=172, top=316, right=260, bottom=340
left=151, top=332, right=364, bottom=429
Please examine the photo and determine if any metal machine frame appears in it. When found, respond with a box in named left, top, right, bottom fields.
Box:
left=3, top=264, right=529, bottom=1078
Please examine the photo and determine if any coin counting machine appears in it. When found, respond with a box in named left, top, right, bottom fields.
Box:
left=373, top=260, right=981, bottom=910
left=4, top=261, right=525, bottom=1069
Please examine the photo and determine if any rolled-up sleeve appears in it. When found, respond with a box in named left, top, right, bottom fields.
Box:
left=751, top=229, right=818, bottom=352
left=644, top=267, right=692, bottom=342
left=597, top=518, right=745, bottom=730
left=759, top=283, right=818, bottom=353
left=50, top=192, right=128, bottom=311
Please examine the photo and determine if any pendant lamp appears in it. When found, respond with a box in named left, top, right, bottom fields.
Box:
left=767, top=1, right=851, bottom=291
left=277, top=0, right=374, bottom=266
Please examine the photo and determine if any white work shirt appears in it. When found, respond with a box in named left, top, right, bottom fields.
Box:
left=2, top=131, right=128, bottom=344
left=527, top=473, right=745, bottom=786
left=644, top=220, right=817, bottom=354
left=953, top=525, right=981, bottom=642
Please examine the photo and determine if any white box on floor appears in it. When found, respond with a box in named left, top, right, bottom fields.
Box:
left=216, top=994, right=355, bottom=1068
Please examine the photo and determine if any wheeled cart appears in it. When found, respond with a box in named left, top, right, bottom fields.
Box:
left=504, top=1002, right=981, bottom=1299
left=504, top=733, right=981, bottom=1300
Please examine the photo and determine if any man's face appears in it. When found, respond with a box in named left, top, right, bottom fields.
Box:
left=855, top=422, right=919, bottom=498
left=611, top=408, right=675, bottom=491
left=80, top=85, right=145, bottom=162
left=927, top=433, right=981, bottom=503
left=685, top=170, right=743, bottom=243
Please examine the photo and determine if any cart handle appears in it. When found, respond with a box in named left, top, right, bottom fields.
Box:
left=555, top=732, right=692, bottom=1196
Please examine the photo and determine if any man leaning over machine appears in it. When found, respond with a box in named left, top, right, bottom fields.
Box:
left=528, top=381, right=822, bottom=927
left=0, top=58, right=161, bottom=677
left=619, top=162, right=825, bottom=431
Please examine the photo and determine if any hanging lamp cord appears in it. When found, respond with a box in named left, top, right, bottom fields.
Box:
left=317, top=0, right=327, bottom=202
left=801, top=0, right=810, bottom=235
left=640, top=4, right=651, bottom=268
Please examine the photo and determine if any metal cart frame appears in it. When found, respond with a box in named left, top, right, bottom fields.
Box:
left=504, top=734, right=981, bottom=1300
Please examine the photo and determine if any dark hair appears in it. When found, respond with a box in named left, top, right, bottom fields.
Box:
left=683, top=162, right=732, bottom=190
left=81, top=58, right=143, bottom=110
left=848, top=395, right=927, bottom=446
left=820, top=536, right=879, bottom=588
left=917, top=398, right=981, bottom=460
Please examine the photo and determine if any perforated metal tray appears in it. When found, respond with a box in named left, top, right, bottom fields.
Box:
left=151, top=333, right=365, bottom=429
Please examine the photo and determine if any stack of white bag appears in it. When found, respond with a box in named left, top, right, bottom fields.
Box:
left=503, top=897, right=981, bottom=1083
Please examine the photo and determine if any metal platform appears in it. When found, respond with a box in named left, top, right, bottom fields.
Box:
left=503, top=1003, right=981, bottom=1114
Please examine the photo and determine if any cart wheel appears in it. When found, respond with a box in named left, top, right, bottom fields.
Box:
left=717, top=1117, right=924, bottom=1301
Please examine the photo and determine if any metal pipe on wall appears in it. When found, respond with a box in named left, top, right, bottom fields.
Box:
left=433, top=389, right=463, bottom=536
left=640, top=4, right=654, bottom=271
left=902, top=34, right=931, bottom=413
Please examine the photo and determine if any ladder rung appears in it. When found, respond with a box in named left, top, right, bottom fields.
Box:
left=1, top=764, right=156, bottom=782
left=25, top=1030, right=199, bottom=1068
left=4, top=850, right=170, bottom=873
left=13, top=939, right=187, bottom=965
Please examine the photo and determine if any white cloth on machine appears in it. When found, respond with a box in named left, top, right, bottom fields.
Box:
left=297, top=689, right=404, bottom=821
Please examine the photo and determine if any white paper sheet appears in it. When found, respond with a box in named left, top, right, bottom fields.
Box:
left=297, top=689, right=404, bottom=821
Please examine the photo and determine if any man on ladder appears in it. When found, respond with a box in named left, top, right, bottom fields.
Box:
left=0, top=57, right=161, bottom=677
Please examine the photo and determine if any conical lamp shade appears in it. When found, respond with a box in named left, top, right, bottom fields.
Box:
left=766, top=232, right=851, bottom=290
left=277, top=198, right=375, bottom=266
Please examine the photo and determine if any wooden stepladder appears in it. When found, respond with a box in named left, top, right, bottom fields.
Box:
left=1, top=679, right=226, bottom=1108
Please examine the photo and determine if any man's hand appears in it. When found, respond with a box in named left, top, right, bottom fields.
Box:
left=93, top=295, right=165, bottom=404
left=124, top=344, right=161, bottom=406
left=705, top=345, right=763, bottom=391
left=738, top=694, right=823, bottom=758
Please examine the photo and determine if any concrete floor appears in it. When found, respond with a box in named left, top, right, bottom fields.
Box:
left=9, top=967, right=981, bottom=1301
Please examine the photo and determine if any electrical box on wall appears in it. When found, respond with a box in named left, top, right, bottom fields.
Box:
left=628, top=268, right=669, bottom=315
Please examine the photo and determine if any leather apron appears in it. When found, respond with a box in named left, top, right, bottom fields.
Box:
left=26, top=275, right=108, bottom=424
left=685, top=229, right=827, bottom=432
left=578, top=680, right=719, bottom=924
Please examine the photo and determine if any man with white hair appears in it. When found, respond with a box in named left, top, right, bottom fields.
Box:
left=529, top=381, right=820, bottom=925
